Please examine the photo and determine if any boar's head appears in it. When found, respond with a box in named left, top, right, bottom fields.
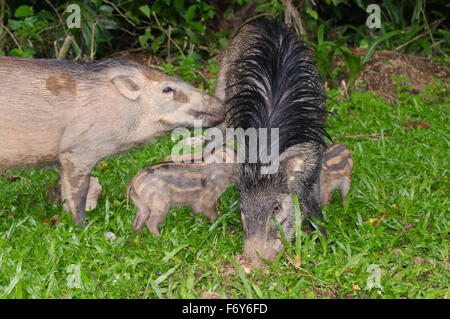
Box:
left=142, top=73, right=225, bottom=128
left=236, top=154, right=307, bottom=264
left=101, top=59, right=224, bottom=133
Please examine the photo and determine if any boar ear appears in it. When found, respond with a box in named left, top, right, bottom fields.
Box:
left=112, top=76, right=141, bottom=100
left=284, top=155, right=307, bottom=173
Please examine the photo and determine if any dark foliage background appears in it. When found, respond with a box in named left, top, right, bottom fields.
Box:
left=0, top=0, right=448, bottom=89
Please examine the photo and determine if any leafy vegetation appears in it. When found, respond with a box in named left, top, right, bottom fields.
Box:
left=0, top=0, right=448, bottom=299
left=0, top=1, right=448, bottom=88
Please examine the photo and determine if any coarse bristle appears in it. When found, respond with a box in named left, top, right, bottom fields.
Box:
left=227, top=18, right=330, bottom=152
left=226, top=18, right=330, bottom=181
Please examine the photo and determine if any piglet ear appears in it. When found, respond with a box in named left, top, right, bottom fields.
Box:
left=284, top=155, right=307, bottom=173
left=112, top=76, right=141, bottom=100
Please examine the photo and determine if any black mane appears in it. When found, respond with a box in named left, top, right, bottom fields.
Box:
left=227, top=18, right=330, bottom=166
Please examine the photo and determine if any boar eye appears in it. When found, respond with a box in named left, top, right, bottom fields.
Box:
left=162, top=87, right=175, bottom=94
left=272, top=204, right=281, bottom=215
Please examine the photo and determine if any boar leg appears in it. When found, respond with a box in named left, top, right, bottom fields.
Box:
left=340, top=178, right=351, bottom=208
left=203, top=206, right=217, bottom=221
left=192, top=200, right=205, bottom=213
left=85, top=176, right=102, bottom=211
left=146, top=201, right=169, bottom=237
left=191, top=200, right=203, bottom=216
left=299, top=181, right=327, bottom=238
left=132, top=201, right=150, bottom=232
left=199, top=192, right=218, bottom=221
left=320, top=186, right=333, bottom=207
left=145, top=211, right=166, bottom=237
left=59, top=155, right=92, bottom=227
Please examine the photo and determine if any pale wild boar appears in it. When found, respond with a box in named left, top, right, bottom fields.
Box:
left=128, top=146, right=235, bottom=236
left=320, top=144, right=354, bottom=207
left=0, top=56, right=224, bottom=226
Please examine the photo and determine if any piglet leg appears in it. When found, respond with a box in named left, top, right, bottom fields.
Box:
left=146, top=211, right=166, bottom=237
left=300, top=180, right=327, bottom=238
left=341, top=178, right=351, bottom=208
left=200, top=193, right=217, bottom=221
left=146, top=202, right=169, bottom=237
left=132, top=204, right=150, bottom=232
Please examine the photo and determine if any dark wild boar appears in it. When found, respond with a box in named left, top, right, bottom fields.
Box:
left=320, top=144, right=353, bottom=207
left=0, top=57, right=224, bottom=226
left=127, top=146, right=235, bottom=236
left=216, top=18, right=329, bottom=263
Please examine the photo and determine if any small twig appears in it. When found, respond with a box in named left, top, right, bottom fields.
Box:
left=104, top=0, right=136, bottom=27
left=53, top=40, right=58, bottom=57
left=167, top=24, right=171, bottom=62
left=429, top=39, right=445, bottom=49
left=95, top=19, right=137, bottom=36
left=284, top=0, right=306, bottom=36
left=193, top=69, right=209, bottom=83
left=145, top=55, right=153, bottom=67
left=374, top=211, right=391, bottom=229
left=0, top=23, right=22, bottom=51
left=90, top=21, right=97, bottom=61
left=0, top=0, right=5, bottom=52
left=395, top=33, right=426, bottom=51
left=148, top=63, right=163, bottom=70
left=5, top=175, right=26, bottom=182
left=395, top=17, right=445, bottom=56
left=420, top=1, right=436, bottom=56
left=334, top=133, right=388, bottom=140
left=0, top=0, right=4, bottom=25
left=45, top=0, right=64, bottom=27
left=339, top=79, right=349, bottom=99
left=198, top=45, right=221, bottom=55
left=285, top=253, right=332, bottom=288
left=57, top=34, right=73, bottom=60
left=45, top=0, right=78, bottom=60
left=71, top=38, right=81, bottom=61
left=36, top=22, right=64, bottom=35
left=188, top=43, right=194, bottom=55
left=72, top=17, right=138, bottom=36
left=152, top=11, right=185, bottom=58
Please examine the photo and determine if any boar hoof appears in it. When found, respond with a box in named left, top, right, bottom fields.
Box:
left=73, top=216, right=87, bottom=227
left=145, top=221, right=160, bottom=237
left=191, top=201, right=202, bottom=213
left=208, top=213, right=217, bottom=221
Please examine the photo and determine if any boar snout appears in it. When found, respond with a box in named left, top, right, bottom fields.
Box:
left=243, top=236, right=283, bottom=265
left=199, top=95, right=224, bottom=126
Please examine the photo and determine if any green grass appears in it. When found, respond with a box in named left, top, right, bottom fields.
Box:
left=0, top=80, right=448, bottom=299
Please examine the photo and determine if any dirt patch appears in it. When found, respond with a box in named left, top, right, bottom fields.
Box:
left=334, top=50, right=449, bottom=104
left=311, top=286, right=338, bottom=298
left=200, top=291, right=221, bottom=299
left=403, top=121, right=429, bottom=130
